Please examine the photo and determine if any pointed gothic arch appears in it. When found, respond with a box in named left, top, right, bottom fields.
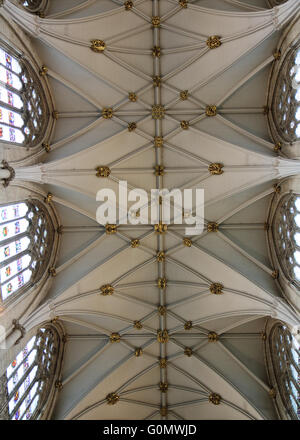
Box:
left=0, top=38, right=50, bottom=148
left=0, top=198, right=55, bottom=306
left=272, top=45, right=300, bottom=144
left=0, top=321, right=65, bottom=420
left=265, top=319, right=300, bottom=420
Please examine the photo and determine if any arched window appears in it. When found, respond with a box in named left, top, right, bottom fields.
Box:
left=269, top=324, right=300, bottom=420
left=19, top=0, right=48, bottom=14
left=1, top=325, right=61, bottom=420
left=272, top=193, right=300, bottom=287
left=0, top=200, right=54, bottom=303
left=272, top=46, right=300, bottom=143
left=0, top=42, right=49, bottom=147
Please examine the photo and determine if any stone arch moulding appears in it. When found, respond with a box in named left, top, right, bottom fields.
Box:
left=267, top=13, right=300, bottom=158
left=0, top=183, right=60, bottom=328
left=0, top=319, right=65, bottom=420
left=0, top=10, right=55, bottom=163
left=266, top=176, right=300, bottom=312
left=264, top=317, right=300, bottom=420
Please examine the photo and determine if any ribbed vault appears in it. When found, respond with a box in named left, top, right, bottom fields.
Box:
left=1, top=0, right=300, bottom=420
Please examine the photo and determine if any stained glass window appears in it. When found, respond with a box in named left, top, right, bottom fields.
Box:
left=269, top=324, right=300, bottom=420
left=0, top=43, right=48, bottom=147
left=0, top=200, right=54, bottom=302
left=272, top=46, right=300, bottom=143
left=3, top=326, right=60, bottom=420
left=273, top=193, right=300, bottom=287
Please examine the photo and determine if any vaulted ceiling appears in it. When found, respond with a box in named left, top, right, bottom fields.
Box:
left=2, top=0, right=300, bottom=420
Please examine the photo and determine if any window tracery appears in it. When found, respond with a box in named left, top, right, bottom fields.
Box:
left=273, top=193, right=300, bottom=287
left=0, top=200, right=54, bottom=303
left=269, top=324, right=300, bottom=420
left=272, top=47, right=300, bottom=143
left=0, top=325, right=61, bottom=420
left=0, top=42, right=49, bottom=147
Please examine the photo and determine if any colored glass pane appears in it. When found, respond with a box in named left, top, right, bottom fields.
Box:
left=4, top=327, right=59, bottom=420
left=0, top=218, right=28, bottom=242
left=2, top=268, right=32, bottom=300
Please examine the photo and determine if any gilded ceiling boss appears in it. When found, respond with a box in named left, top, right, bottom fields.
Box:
left=0, top=0, right=299, bottom=424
